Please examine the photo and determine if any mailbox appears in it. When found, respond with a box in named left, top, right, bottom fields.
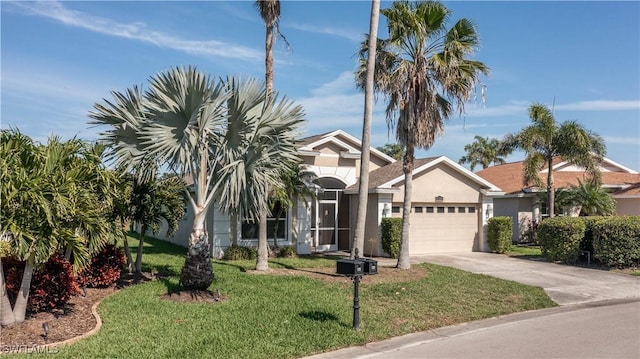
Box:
left=361, top=258, right=378, bottom=275
left=336, top=258, right=364, bottom=276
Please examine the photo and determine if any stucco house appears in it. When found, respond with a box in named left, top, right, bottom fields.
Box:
left=158, top=129, right=504, bottom=257
left=475, top=157, right=640, bottom=243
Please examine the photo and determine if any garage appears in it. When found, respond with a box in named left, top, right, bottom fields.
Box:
left=408, top=204, right=480, bottom=254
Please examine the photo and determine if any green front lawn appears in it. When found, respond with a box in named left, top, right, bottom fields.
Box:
left=32, top=236, right=555, bottom=358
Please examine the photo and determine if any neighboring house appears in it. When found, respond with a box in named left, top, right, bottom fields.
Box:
left=158, top=129, right=503, bottom=257
left=476, top=157, right=640, bottom=243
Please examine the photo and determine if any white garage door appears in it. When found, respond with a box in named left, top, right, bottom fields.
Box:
left=409, top=205, right=479, bottom=254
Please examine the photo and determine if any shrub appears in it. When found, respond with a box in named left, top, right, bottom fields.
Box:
left=538, top=217, right=586, bottom=264
left=223, top=245, right=257, bottom=260
left=580, top=216, right=606, bottom=255
left=278, top=246, right=297, bottom=258
left=380, top=218, right=402, bottom=258
left=487, top=216, right=513, bottom=253
left=592, top=216, right=640, bottom=268
left=77, top=244, right=126, bottom=288
left=2, top=255, right=79, bottom=315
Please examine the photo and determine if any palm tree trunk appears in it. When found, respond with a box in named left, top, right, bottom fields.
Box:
left=180, top=208, right=214, bottom=290
left=134, top=225, right=146, bottom=277
left=230, top=211, right=239, bottom=247
left=13, top=261, right=34, bottom=323
left=256, top=212, right=269, bottom=271
left=547, top=157, right=555, bottom=218
left=397, top=146, right=414, bottom=270
left=0, top=259, right=16, bottom=326
left=352, top=0, right=380, bottom=259
left=123, top=235, right=134, bottom=274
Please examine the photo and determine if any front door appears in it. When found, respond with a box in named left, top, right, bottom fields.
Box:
left=316, top=201, right=337, bottom=251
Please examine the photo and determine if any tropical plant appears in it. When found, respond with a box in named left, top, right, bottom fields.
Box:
left=255, top=0, right=291, bottom=270
left=553, top=180, right=615, bottom=217
left=130, top=173, right=187, bottom=277
left=459, top=136, right=510, bottom=171
left=269, top=163, right=319, bottom=250
left=356, top=0, right=489, bottom=269
left=376, top=143, right=404, bottom=161
left=0, top=130, right=111, bottom=325
left=89, top=66, right=304, bottom=288
left=502, top=103, right=606, bottom=217
left=350, top=0, right=381, bottom=259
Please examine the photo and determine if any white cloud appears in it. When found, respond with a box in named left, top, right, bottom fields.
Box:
left=8, top=1, right=262, bottom=61
left=554, top=100, right=640, bottom=111
left=287, top=23, right=362, bottom=42
left=602, top=136, right=640, bottom=145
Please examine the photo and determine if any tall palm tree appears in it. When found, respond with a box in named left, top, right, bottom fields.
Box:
left=255, top=0, right=290, bottom=270
left=459, top=136, right=509, bottom=171
left=1, top=130, right=109, bottom=324
left=90, top=66, right=303, bottom=287
left=351, top=0, right=381, bottom=259
left=357, top=1, right=489, bottom=269
left=502, top=103, right=606, bottom=217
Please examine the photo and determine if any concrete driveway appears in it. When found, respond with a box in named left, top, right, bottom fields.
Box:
left=413, top=252, right=640, bottom=305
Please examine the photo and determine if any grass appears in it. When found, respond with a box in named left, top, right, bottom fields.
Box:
left=23, top=236, right=556, bottom=358
left=506, top=244, right=543, bottom=258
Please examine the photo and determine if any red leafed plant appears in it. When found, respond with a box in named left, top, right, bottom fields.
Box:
left=2, top=255, right=79, bottom=315
left=77, top=244, right=125, bottom=288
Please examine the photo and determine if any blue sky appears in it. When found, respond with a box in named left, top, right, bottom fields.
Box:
left=2, top=1, right=639, bottom=171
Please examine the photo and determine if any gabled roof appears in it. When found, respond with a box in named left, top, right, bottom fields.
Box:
left=612, top=182, right=640, bottom=196
left=476, top=157, right=640, bottom=195
left=296, top=129, right=396, bottom=164
left=346, top=156, right=503, bottom=194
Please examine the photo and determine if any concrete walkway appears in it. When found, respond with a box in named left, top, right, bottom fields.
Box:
left=412, top=252, right=640, bottom=305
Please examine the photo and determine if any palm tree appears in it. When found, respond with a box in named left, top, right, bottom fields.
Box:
left=1, top=130, right=109, bottom=324
left=351, top=0, right=381, bottom=259
left=502, top=103, right=606, bottom=217
left=459, top=136, right=510, bottom=171
left=555, top=180, right=615, bottom=216
left=90, top=66, right=303, bottom=288
left=269, top=164, right=319, bottom=251
left=376, top=143, right=404, bottom=161
left=356, top=1, right=489, bottom=269
left=130, top=173, right=186, bottom=278
left=255, top=0, right=290, bottom=270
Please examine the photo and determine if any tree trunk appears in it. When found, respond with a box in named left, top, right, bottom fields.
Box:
left=351, top=0, right=380, bottom=259
left=265, top=20, right=274, bottom=96
left=123, top=235, right=134, bottom=274
left=180, top=210, right=214, bottom=290
left=64, top=244, right=72, bottom=261
left=0, top=258, right=16, bottom=326
left=13, top=261, right=34, bottom=323
left=547, top=156, right=555, bottom=218
left=256, top=212, right=269, bottom=271
left=134, top=225, right=146, bottom=277
left=397, top=146, right=414, bottom=270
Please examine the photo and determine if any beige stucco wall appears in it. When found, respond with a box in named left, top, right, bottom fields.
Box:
left=493, top=196, right=536, bottom=243
left=615, top=198, right=640, bottom=216
left=391, top=164, right=482, bottom=203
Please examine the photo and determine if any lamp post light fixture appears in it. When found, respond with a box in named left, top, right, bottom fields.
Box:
left=485, top=204, right=493, bottom=219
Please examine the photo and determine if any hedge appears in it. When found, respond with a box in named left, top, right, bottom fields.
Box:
left=538, top=217, right=586, bottom=264
left=380, top=218, right=402, bottom=258
left=487, top=216, right=513, bottom=253
left=592, top=216, right=640, bottom=267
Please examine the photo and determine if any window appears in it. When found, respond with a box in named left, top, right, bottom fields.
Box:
left=426, top=206, right=434, bottom=213
left=392, top=206, right=400, bottom=213
left=447, top=207, right=455, bottom=213
left=468, top=206, right=476, bottom=213
left=242, top=201, right=287, bottom=239
left=414, top=206, right=423, bottom=213
left=437, top=207, right=445, bottom=213
left=458, top=207, right=466, bottom=213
